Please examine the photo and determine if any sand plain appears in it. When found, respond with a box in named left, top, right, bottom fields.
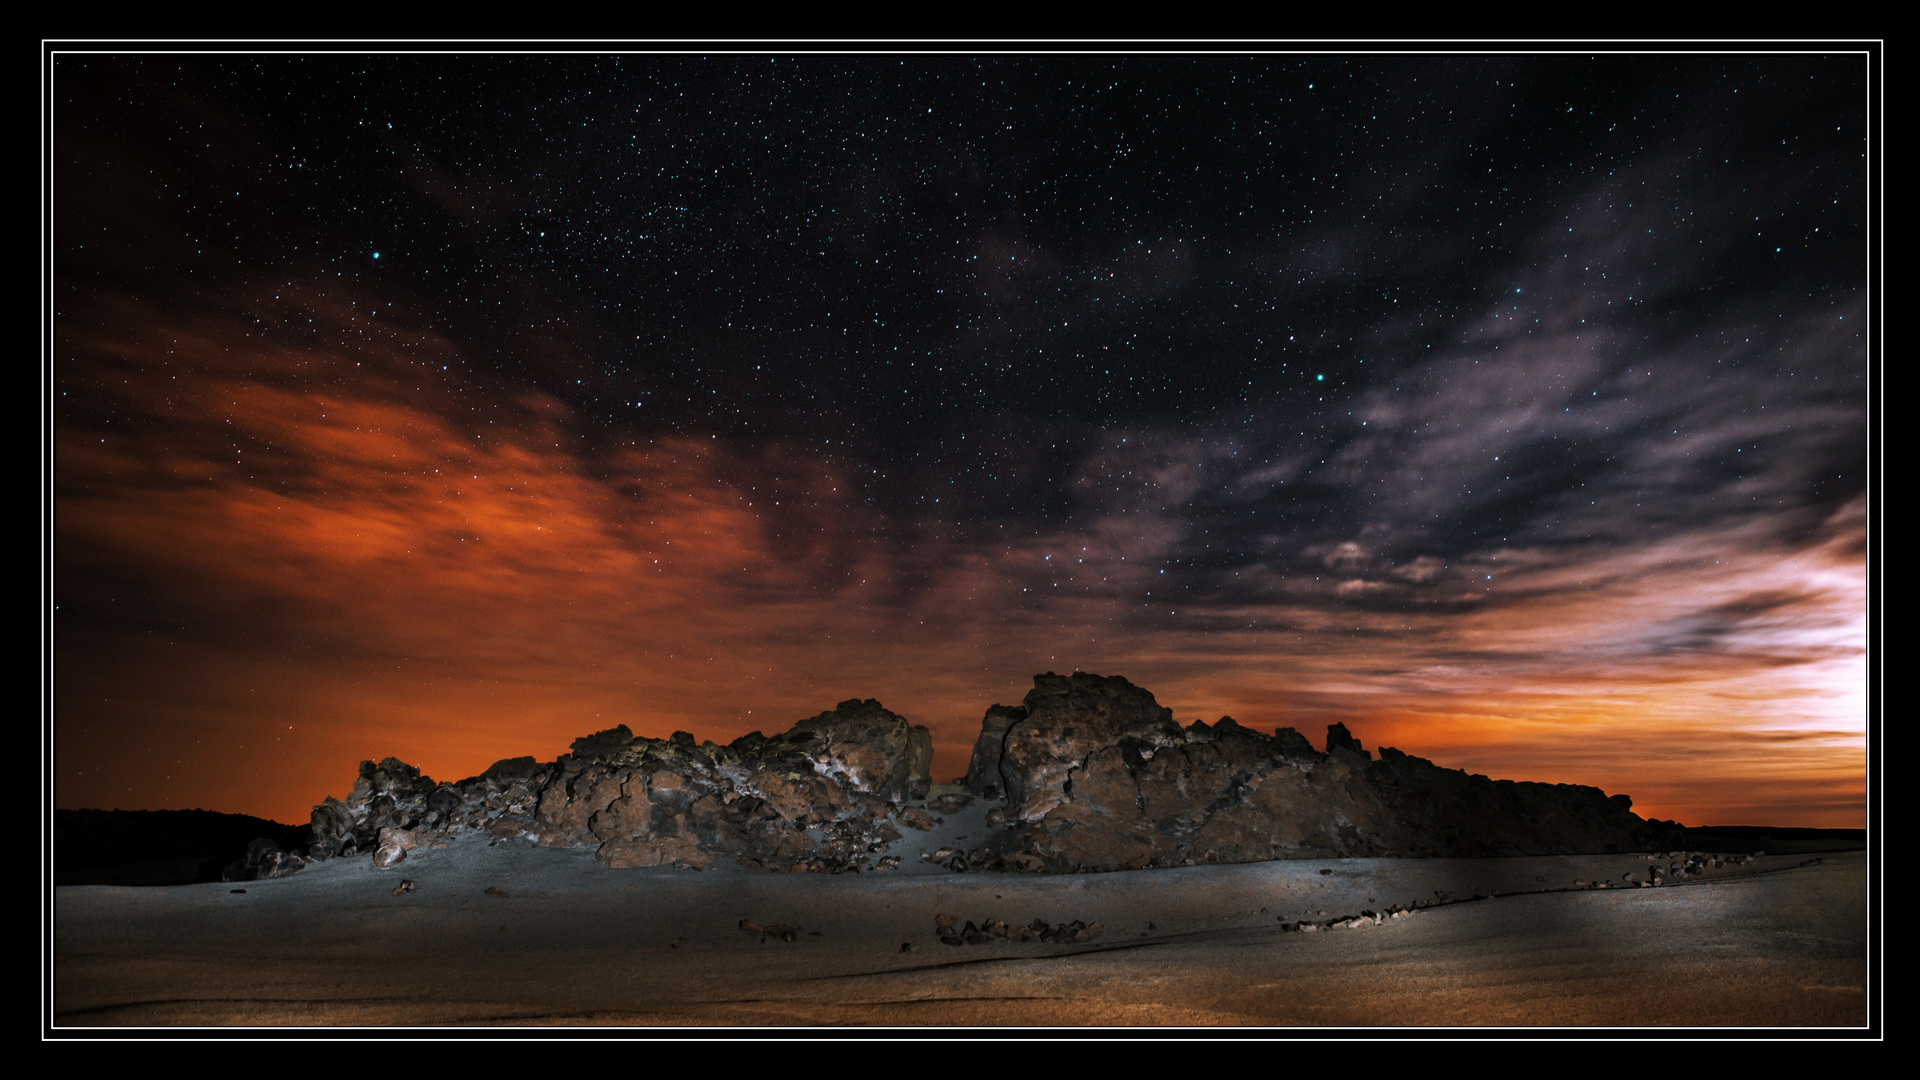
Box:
left=50, top=801, right=1871, bottom=1031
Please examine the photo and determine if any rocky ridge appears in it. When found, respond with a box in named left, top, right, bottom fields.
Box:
left=305, top=698, right=932, bottom=873
left=295, top=672, right=1658, bottom=877
left=966, top=672, right=1655, bottom=871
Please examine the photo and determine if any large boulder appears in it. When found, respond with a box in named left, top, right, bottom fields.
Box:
left=998, top=672, right=1185, bottom=823
left=777, top=698, right=933, bottom=800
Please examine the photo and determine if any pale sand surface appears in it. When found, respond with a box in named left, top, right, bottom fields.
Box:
left=53, top=818, right=1869, bottom=1029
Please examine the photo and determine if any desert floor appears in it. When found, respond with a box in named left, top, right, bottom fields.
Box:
left=51, top=805, right=1870, bottom=1030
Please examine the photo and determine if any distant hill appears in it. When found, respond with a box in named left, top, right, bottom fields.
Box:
left=1672, top=824, right=1866, bottom=855
left=1685, top=825, right=1866, bottom=839
left=53, top=808, right=311, bottom=886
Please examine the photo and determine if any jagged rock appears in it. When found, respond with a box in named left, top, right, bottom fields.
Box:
left=309, top=797, right=354, bottom=857
left=1325, top=721, right=1368, bottom=757
left=481, top=756, right=543, bottom=782
left=309, top=672, right=1653, bottom=876
left=569, top=728, right=637, bottom=762
left=1270, top=726, right=1318, bottom=758
left=784, top=698, right=932, bottom=799
left=999, top=672, right=1186, bottom=823
left=982, top=672, right=1656, bottom=872
left=221, top=836, right=307, bottom=882
left=312, top=696, right=933, bottom=874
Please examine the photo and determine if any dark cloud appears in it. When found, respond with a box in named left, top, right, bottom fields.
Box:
left=53, top=52, right=1868, bottom=827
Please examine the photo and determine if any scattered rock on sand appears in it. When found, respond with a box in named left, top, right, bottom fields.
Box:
left=736, top=919, right=800, bottom=943
left=930, top=913, right=1102, bottom=946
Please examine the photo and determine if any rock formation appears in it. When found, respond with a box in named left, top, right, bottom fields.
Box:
left=307, top=699, right=933, bottom=873
left=305, top=672, right=1656, bottom=875
left=966, top=672, right=1655, bottom=871
left=221, top=835, right=309, bottom=882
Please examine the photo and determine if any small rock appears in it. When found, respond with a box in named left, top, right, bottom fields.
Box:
left=391, top=879, right=418, bottom=896
left=484, top=886, right=511, bottom=898
left=931, top=791, right=974, bottom=814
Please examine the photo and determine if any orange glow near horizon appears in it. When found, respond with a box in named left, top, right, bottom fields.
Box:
left=54, top=288, right=1867, bottom=829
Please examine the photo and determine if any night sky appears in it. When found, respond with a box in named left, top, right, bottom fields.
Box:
left=51, top=51, right=1871, bottom=828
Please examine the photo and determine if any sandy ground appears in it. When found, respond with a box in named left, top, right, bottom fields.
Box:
left=51, top=808, right=1870, bottom=1030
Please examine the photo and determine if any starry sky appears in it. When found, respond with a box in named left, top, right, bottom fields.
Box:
left=51, top=51, right=1871, bottom=828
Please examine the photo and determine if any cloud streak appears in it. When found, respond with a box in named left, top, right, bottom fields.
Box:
left=53, top=55, right=1867, bottom=830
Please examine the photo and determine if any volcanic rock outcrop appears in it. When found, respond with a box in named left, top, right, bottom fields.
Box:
left=965, top=672, right=1655, bottom=871
left=306, top=672, right=1656, bottom=876
left=307, top=699, right=933, bottom=872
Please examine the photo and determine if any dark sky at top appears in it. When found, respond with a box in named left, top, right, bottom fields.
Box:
left=52, top=50, right=1873, bottom=826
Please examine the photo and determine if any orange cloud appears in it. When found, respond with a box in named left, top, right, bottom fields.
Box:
left=55, top=285, right=1866, bottom=829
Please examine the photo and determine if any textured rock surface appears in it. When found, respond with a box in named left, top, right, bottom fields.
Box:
left=307, top=673, right=1655, bottom=876
left=974, top=672, right=1656, bottom=872
left=963, top=704, right=1027, bottom=800
left=220, top=835, right=308, bottom=882
left=308, top=699, right=934, bottom=873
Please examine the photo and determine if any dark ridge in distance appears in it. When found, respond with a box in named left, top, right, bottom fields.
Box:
left=1686, top=825, right=1866, bottom=839
left=52, top=808, right=312, bottom=886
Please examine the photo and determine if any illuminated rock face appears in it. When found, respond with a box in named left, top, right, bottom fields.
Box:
left=309, top=674, right=1651, bottom=874
left=970, top=673, right=1656, bottom=871
left=308, top=699, right=933, bottom=872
